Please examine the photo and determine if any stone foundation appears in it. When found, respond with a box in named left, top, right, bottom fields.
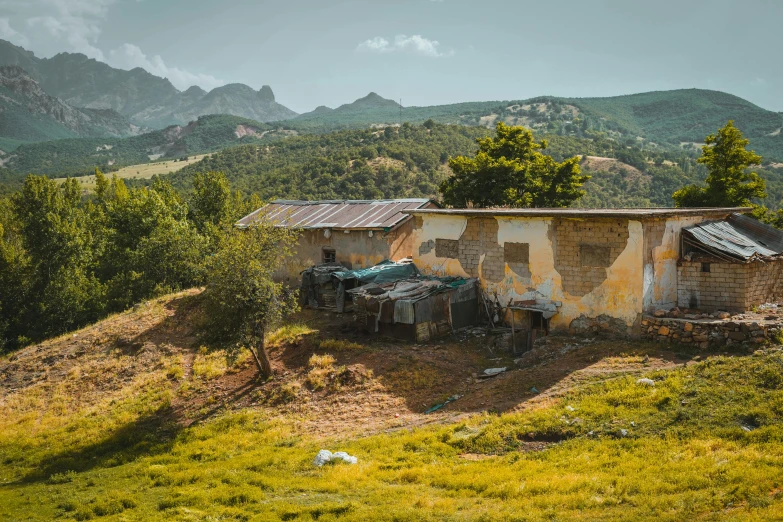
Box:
left=641, top=315, right=782, bottom=348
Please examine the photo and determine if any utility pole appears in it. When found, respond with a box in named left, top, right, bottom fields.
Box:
left=399, top=99, right=402, bottom=127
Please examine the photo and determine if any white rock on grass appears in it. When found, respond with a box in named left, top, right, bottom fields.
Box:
left=313, top=449, right=358, bottom=467
left=637, top=378, right=655, bottom=386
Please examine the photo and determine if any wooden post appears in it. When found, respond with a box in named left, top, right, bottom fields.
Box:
left=511, top=308, right=516, bottom=355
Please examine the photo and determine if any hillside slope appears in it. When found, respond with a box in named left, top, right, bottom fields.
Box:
left=0, top=114, right=289, bottom=177
left=290, top=90, right=783, bottom=161
left=0, top=66, right=142, bottom=146
left=0, top=39, right=298, bottom=129
left=1, top=289, right=782, bottom=520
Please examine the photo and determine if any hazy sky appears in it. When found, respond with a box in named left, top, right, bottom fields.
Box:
left=0, top=0, right=781, bottom=113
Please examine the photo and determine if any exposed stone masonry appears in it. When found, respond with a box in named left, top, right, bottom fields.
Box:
left=554, top=218, right=630, bottom=297
left=678, top=260, right=783, bottom=312
left=642, top=315, right=781, bottom=348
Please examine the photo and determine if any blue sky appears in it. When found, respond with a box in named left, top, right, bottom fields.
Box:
left=0, top=0, right=781, bottom=113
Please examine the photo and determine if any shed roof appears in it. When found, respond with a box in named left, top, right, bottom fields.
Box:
left=682, top=213, right=783, bottom=262
left=237, top=199, right=434, bottom=230
left=404, top=207, right=752, bottom=220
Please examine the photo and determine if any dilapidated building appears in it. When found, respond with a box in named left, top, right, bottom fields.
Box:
left=678, top=213, right=783, bottom=311
left=237, top=199, right=438, bottom=281
left=404, top=207, right=754, bottom=335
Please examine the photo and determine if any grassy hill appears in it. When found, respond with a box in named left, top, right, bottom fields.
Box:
left=1, top=289, right=782, bottom=520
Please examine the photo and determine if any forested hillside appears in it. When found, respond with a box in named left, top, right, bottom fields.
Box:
left=156, top=122, right=783, bottom=210
left=289, top=90, right=783, bottom=161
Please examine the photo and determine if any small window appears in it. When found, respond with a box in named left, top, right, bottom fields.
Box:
left=322, top=248, right=336, bottom=264
left=701, top=262, right=711, bottom=273
left=580, top=244, right=611, bottom=268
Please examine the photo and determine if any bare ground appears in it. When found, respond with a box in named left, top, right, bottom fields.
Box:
left=0, top=289, right=703, bottom=440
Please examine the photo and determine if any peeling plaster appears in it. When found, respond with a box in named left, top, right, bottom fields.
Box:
left=645, top=216, right=705, bottom=311
left=412, top=214, right=647, bottom=329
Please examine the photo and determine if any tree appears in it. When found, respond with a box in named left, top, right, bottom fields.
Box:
left=440, top=122, right=589, bottom=208
left=673, top=121, right=765, bottom=207
left=190, top=171, right=232, bottom=233
left=202, top=223, right=299, bottom=378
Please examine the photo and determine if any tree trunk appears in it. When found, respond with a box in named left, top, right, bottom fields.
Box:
left=249, top=328, right=273, bottom=378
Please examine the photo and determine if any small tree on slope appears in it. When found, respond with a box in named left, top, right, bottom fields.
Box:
left=202, top=223, right=299, bottom=378
left=673, top=120, right=766, bottom=208
left=440, top=122, right=589, bottom=208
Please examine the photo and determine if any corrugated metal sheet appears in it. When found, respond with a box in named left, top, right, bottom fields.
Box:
left=237, top=199, right=434, bottom=230
left=683, top=213, right=783, bottom=261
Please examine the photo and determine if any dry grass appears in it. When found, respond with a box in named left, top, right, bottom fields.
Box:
left=54, top=155, right=208, bottom=191
left=318, top=338, right=364, bottom=351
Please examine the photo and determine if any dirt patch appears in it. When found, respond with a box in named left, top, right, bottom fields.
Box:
left=581, top=156, right=646, bottom=180
left=234, top=125, right=268, bottom=139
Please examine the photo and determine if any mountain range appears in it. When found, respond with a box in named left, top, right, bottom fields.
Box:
left=0, top=37, right=781, bottom=169
left=0, top=39, right=297, bottom=130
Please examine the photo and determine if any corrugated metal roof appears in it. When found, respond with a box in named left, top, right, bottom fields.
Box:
left=683, top=213, right=783, bottom=261
left=237, top=199, right=434, bottom=230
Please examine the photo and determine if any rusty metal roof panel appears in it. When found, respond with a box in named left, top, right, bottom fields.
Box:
left=237, top=199, right=434, bottom=230
left=683, top=213, right=783, bottom=261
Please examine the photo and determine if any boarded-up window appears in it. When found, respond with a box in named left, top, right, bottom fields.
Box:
left=504, top=242, right=529, bottom=264
left=580, top=244, right=610, bottom=267
left=435, top=238, right=459, bottom=259
left=322, top=248, right=336, bottom=264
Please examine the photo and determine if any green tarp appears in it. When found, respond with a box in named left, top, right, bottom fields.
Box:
left=332, top=260, right=419, bottom=285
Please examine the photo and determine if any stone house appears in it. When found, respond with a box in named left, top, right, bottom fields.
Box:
left=237, top=199, right=438, bottom=281
left=403, top=207, right=756, bottom=336
left=678, top=212, right=783, bottom=311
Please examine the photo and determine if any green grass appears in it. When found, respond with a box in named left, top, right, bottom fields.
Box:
left=2, top=345, right=783, bottom=519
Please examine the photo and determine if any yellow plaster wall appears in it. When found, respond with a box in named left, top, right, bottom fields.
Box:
left=411, top=214, right=646, bottom=329
left=644, top=216, right=705, bottom=311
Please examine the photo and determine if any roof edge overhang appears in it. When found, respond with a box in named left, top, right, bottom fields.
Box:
left=403, top=207, right=753, bottom=220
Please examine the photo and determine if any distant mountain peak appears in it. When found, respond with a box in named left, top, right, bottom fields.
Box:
left=341, top=92, right=401, bottom=111
left=183, top=85, right=207, bottom=96
left=259, top=85, right=275, bottom=102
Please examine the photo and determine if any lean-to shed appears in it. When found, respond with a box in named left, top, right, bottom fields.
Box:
left=348, top=277, right=479, bottom=342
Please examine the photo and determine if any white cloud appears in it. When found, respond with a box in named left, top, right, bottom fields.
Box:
left=107, top=43, right=225, bottom=91
left=0, top=0, right=225, bottom=92
left=357, top=34, right=453, bottom=58
left=0, top=17, right=29, bottom=47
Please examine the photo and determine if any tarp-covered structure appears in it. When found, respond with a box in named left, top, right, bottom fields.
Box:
left=348, top=277, right=479, bottom=342
left=299, top=260, right=420, bottom=312
left=682, top=213, right=783, bottom=263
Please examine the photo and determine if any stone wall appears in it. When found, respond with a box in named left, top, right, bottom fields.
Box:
left=677, top=261, right=747, bottom=311
left=678, top=259, right=783, bottom=312
left=642, top=315, right=779, bottom=348
left=745, top=260, right=783, bottom=308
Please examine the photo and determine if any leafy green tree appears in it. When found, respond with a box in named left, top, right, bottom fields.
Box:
left=673, top=121, right=765, bottom=207
left=440, top=122, right=589, bottom=208
left=202, top=223, right=299, bottom=378
left=190, top=171, right=232, bottom=233
left=11, top=175, right=105, bottom=337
